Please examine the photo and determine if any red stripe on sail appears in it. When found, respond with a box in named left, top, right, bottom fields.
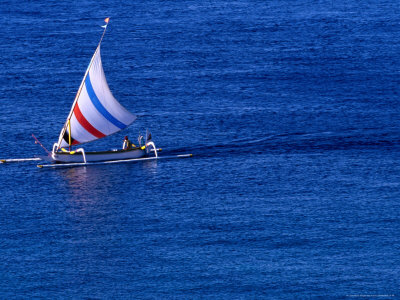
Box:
left=73, top=103, right=106, bottom=138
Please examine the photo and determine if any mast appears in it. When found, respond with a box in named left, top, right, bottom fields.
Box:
left=56, top=18, right=110, bottom=150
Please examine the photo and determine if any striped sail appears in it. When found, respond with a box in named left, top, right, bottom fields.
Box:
left=57, top=25, right=135, bottom=149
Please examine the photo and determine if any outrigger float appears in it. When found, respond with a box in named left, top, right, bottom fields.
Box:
left=1, top=18, right=192, bottom=168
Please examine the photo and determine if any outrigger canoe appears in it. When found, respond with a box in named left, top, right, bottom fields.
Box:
left=1, top=18, right=193, bottom=168
left=39, top=17, right=158, bottom=164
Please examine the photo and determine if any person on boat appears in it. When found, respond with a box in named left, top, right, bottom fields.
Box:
left=123, top=136, right=135, bottom=150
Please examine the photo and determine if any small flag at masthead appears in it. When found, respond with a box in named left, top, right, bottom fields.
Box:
left=101, top=17, right=110, bottom=28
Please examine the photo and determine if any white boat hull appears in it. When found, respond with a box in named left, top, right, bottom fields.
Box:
left=49, top=148, right=146, bottom=163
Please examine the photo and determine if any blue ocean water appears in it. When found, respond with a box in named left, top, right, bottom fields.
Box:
left=1, top=0, right=400, bottom=298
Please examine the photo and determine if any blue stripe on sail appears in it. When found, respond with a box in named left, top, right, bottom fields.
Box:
left=85, top=74, right=126, bottom=130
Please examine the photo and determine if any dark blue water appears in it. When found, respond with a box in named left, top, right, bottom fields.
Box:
left=1, top=0, right=400, bottom=298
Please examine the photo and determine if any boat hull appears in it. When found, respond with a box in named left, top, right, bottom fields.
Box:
left=50, top=148, right=146, bottom=163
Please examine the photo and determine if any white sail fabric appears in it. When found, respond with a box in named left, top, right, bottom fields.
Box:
left=58, top=46, right=136, bottom=148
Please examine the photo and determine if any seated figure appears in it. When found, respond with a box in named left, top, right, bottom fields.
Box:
left=122, top=136, right=135, bottom=150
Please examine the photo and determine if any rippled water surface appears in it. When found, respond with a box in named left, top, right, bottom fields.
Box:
left=1, top=0, right=400, bottom=298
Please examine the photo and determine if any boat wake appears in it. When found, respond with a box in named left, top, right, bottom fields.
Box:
left=167, top=128, right=400, bottom=158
